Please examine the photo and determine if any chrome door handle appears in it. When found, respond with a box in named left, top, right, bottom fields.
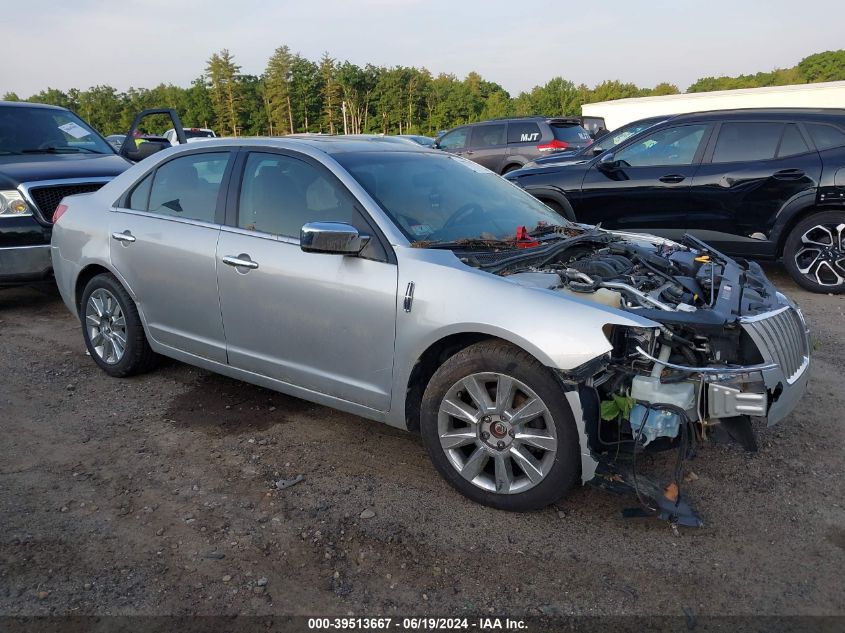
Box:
left=659, top=174, right=686, bottom=183
left=222, top=255, right=259, bottom=270
left=111, top=231, right=136, bottom=243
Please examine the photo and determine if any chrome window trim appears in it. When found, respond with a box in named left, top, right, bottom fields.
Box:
left=219, top=224, right=283, bottom=243
left=109, top=206, right=222, bottom=231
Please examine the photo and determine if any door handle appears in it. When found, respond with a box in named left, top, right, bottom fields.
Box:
left=659, top=174, right=686, bottom=183
left=773, top=168, right=805, bottom=180
left=111, top=231, right=136, bottom=243
left=222, top=254, right=259, bottom=270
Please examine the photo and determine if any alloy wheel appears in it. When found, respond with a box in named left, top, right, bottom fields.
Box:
left=85, top=288, right=127, bottom=364
left=794, top=222, right=845, bottom=287
left=437, top=372, right=558, bottom=495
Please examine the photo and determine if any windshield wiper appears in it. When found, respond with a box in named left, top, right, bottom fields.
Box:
left=413, top=237, right=518, bottom=250
left=21, top=146, right=105, bottom=155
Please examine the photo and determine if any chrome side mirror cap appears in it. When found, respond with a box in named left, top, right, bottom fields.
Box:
left=300, top=222, right=370, bottom=255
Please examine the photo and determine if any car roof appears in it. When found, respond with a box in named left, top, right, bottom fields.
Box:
left=670, top=108, right=845, bottom=122
left=167, top=136, right=439, bottom=155
left=0, top=101, right=67, bottom=111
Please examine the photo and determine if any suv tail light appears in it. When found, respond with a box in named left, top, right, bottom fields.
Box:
left=537, top=139, right=569, bottom=152
left=53, top=203, right=69, bottom=224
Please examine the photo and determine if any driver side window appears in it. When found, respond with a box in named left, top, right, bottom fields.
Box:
left=438, top=128, right=469, bottom=150
left=614, top=124, right=707, bottom=167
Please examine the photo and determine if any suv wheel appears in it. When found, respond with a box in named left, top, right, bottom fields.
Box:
left=783, top=211, right=845, bottom=293
left=420, top=341, right=580, bottom=511
left=80, top=273, right=158, bottom=377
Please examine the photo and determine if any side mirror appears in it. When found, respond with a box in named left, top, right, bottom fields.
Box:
left=596, top=152, right=619, bottom=171
left=300, top=222, right=370, bottom=255
left=122, top=140, right=170, bottom=162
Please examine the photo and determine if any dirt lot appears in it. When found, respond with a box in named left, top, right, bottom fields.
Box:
left=1, top=265, right=843, bottom=622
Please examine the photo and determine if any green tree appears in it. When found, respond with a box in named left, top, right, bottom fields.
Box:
left=265, top=45, right=294, bottom=135
left=206, top=49, right=242, bottom=135
left=318, top=52, right=340, bottom=134
left=797, top=50, right=845, bottom=83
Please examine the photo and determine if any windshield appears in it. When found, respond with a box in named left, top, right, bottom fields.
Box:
left=336, top=151, right=569, bottom=243
left=552, top=124, right=592, bottom=143
left=592, top=119, right=665, bottom=153
left=0, top=106, right=114, bottom=155
left=185, top=130, right=214, bottom=139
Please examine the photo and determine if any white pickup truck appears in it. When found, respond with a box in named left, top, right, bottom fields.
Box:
left=163, top=127, right=216, bottom=146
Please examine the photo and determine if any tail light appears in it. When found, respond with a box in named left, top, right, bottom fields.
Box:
left=53, top=203, right=69, bottom=224
left=537, top=139, right=569, bottom=152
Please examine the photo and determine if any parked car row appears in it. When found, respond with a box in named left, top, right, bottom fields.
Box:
left=433, top=109, right=845, bottom=293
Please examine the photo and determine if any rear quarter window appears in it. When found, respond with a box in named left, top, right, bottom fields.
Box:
left=806, top=123, right=845, bottom=150
left=507, top=122, right=541, bottom=144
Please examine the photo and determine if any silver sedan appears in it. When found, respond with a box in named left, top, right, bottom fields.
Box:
left=50, top=138, right=809, bottom=519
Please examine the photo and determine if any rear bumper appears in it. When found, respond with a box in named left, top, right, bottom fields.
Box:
left=0, top=244, right=53, bottom=284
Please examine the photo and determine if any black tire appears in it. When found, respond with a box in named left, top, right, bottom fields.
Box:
left=501, top=164, right=522, bottom=175
left=79, top=273, right=158, bottom=377
left=783, top=210, right=845, bottom=294
left=420, top=340, right=581, bottom=511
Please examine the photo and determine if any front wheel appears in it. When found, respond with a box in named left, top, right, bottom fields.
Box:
left=783, top=211, right=845, bottom=293
left=420, top=341, right=580, bottom=511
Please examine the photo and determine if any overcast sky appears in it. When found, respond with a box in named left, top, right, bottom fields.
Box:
left=3, top=0, right=844, bottom=98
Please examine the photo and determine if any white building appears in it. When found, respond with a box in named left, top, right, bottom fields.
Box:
left=582, top=81, right=845, bottom=131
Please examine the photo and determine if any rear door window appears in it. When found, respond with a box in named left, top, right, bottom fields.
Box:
left=507, top=122, right=541, bottom=144
left=438, top=128, right=469, bottom=150
left=712, top=122, right=783, bottom=163
left=469, top=124, right=506, bottom=148
left=147, top=152, right=230, bottom=222
left=806, top=123, right=845, bottom=150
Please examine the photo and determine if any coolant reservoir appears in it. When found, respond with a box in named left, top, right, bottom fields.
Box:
left=560, top=286, right=622, bottom=309
left=629, top=376, right=696, bottom=445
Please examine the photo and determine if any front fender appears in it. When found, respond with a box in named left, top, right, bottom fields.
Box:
left=387, top=247, right=657, bottom=427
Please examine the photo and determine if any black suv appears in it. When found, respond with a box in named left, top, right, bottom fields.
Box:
left=434, top=116, right=592, bottom=174
left=506, top=108, right=845, bottom=293
left=0, top=103, right=186, bottom=286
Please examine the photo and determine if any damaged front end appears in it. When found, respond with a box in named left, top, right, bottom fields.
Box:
left=490, top=229, right=812, bottom=526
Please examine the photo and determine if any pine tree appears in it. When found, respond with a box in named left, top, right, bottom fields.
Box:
left=206, top=49, right=242, bottom=136
left=265, top=45, right=293, bottom=135
left=319, top=53, right=340, bottom=134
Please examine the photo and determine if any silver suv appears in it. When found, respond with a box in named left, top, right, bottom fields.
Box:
left=50, top=138, right=809, bottom=523
left=434, top=117, right=593, bottom=174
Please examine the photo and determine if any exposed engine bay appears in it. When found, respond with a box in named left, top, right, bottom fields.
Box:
left=455, top=226, right=811, bottom=526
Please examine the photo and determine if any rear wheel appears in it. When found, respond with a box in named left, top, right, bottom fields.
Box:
left=501, top=164, right=521, bottom=175
left=80, top=273, right=158, bottom=377
left=783, top=211, right=845, bottom=293
left=420, top=341, right=580, bottom=511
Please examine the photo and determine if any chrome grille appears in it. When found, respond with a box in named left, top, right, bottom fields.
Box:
left=30, top=183, right=105, bottom=222
left=741, top=307, right=809, bottom=384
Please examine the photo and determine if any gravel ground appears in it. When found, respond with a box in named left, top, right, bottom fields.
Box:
left=0, top=265, right=843, bottom=621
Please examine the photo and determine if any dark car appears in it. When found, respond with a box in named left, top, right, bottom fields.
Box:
left=397, top=134, right=434, bottom=146
left=0, top=104, right=186, bottom=286
left=506, top=108, right=845, bottom=293
left=434, top=116, right=593, bottom=174
left=522, top=115, right=670, bottom=170
left=579, top=115, right=608, bottom=139
left=105, top=134, right=126, bottom=151
left=0, top=102, right=131, bottom=285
